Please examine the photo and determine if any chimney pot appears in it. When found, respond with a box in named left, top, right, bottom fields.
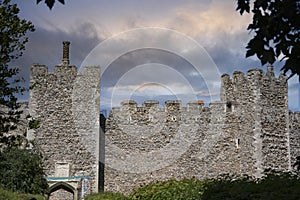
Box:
left=62, top=41, right=70, bottom=65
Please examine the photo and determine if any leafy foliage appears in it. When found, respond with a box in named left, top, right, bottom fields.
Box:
left=0, top=188, right=43, bottom=200
left=0, top=0, right=34, bottom=146
left=36, top=0, right=65, bottom=10
left=236, top=0, right=300, bottom=78
left=129, top=179, right=205, bottom=200
left=202, top=171, right=300, bottom=200
left=87, top=172, right=300, bottom=200
left=0, top=148, right=48, bottom=195
left=85, top=192, right=129, bottom=200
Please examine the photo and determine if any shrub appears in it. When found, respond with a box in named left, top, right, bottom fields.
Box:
left=201, top=172, right=300, bottom=200
left=85, top=172, right=300, bottom=200
left=129, top=179, right=205, bottom=200
left=0, top=188, right=44, bottom=200
left=0, top=148, right=48, bottom=194
left=84, top=192, right=128, bottom=200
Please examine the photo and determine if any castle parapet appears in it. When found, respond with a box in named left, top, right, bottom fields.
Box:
left=220, top=74, right=232, bottom=101
left=247, top=68, right=264, bottom=81
left=232, top=71, right=245, bottom=85
left=220, top=67, right=288, bottom=105
left=142, top=100, right=160, bottom=112
left=31, top=41, right=78, bottom=82
left=232, top=71, right=245, bottom=96
left=54, top=65, right=77, bottom=78
left=209, top=101, right=225, bottom=112
left=187, top=100, right=204, bottom=112
left=143, top=100, right=159, bottom=107
left=30, top=64, right=48, bottom=78
left=120, top=100, right=137, bottom=112
left=165, top=100, right=182, bottom=112
left=121, top=100, right=137, bottom=105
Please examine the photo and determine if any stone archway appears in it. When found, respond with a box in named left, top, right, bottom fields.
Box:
left=46, top=181, right=79, bottom=200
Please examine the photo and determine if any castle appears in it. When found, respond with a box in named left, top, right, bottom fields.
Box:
left=28, top=42, right=300, bottom=199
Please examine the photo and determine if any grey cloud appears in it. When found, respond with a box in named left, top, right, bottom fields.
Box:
left=100, top=47, right=217, bottom=111
left=194, top=27, right=256, bottom=70
left=101, top=49, right=201, bottom=87
left=13, top=22, right=102, bottom=101
left=101, top=49, right=210, bottom=92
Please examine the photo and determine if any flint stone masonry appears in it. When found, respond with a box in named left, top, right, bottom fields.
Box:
left=27, top=42, right=300, bottom=198
left=29, top=61, right=100, bottom=199
left=105, top=66, right=299, bottom=194
left=290, top=111, right=300, bottom=167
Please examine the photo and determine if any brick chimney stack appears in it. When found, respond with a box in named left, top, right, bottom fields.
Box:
left=62, top=41, right=70, bottom=65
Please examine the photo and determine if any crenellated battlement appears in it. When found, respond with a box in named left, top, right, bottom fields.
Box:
left=291, top=111, right=300, bottom=122
left=114, top=65, right=288, bottom=115
left=111, top=99, right=232, bottom=119
left=30, top=64, right=77, bottom=80
left=186, top=100, right=204, bottom=112
left=54, top=65, right=77, bottom=77
left=30, top=40, right=78, bottom=84
left=220, top=66, right=287, bottom=102
left=246, top=68, right=264, bottom=81
left=110, top=66, right=290, bottom=143
left=30, top=64, right=48, bottom=77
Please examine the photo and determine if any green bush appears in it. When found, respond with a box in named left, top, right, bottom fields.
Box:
left=0, top=148, right=48, bottom=195
left=85, top=192, right=128, bottom=200
left=85, top=172, right=300, bottom=200
left=129, top=179, right=205, bottom=200
left=0, top=188, right=44, bottom=200
left=201, top=171, right=300, bottom=200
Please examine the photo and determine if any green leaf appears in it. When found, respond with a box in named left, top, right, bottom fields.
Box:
left=236, top=0, right=250, bottom=15
left=0, top=0, right=34, bottom=147
left=236, top=0, right=300, bottom=78
left=45, top=0, right=55, bottom=9
left=246, top=49, right=256, bottom=57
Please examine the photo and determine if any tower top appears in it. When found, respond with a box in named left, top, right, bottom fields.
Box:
left=62, top=41, right=70, bottom=65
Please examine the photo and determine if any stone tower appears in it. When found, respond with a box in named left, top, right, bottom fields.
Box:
left=29, top=42, right=101, bottom=200
left=220, top=67, right=291, bottom=174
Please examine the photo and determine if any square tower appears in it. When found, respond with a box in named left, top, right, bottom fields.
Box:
left=29, top=42, right=101, bottom=200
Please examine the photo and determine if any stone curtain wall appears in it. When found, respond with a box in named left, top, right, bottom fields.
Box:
left=105, top=67, right=293, bottom=194
left=28, top=60, right=299, bottom=196
left=29, top=64, right=100, bottom=197
left=290, top=112, right=300, bottom=168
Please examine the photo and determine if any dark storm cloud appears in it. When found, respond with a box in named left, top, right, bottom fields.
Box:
left=101, top=48, right=206, bottom=88
left=100, top=48, right=213, bottom=109
left=10, top=0, right=298, bottom=111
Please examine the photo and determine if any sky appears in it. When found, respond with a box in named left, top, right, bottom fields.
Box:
left=11, top=0, right=299, bottom=112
